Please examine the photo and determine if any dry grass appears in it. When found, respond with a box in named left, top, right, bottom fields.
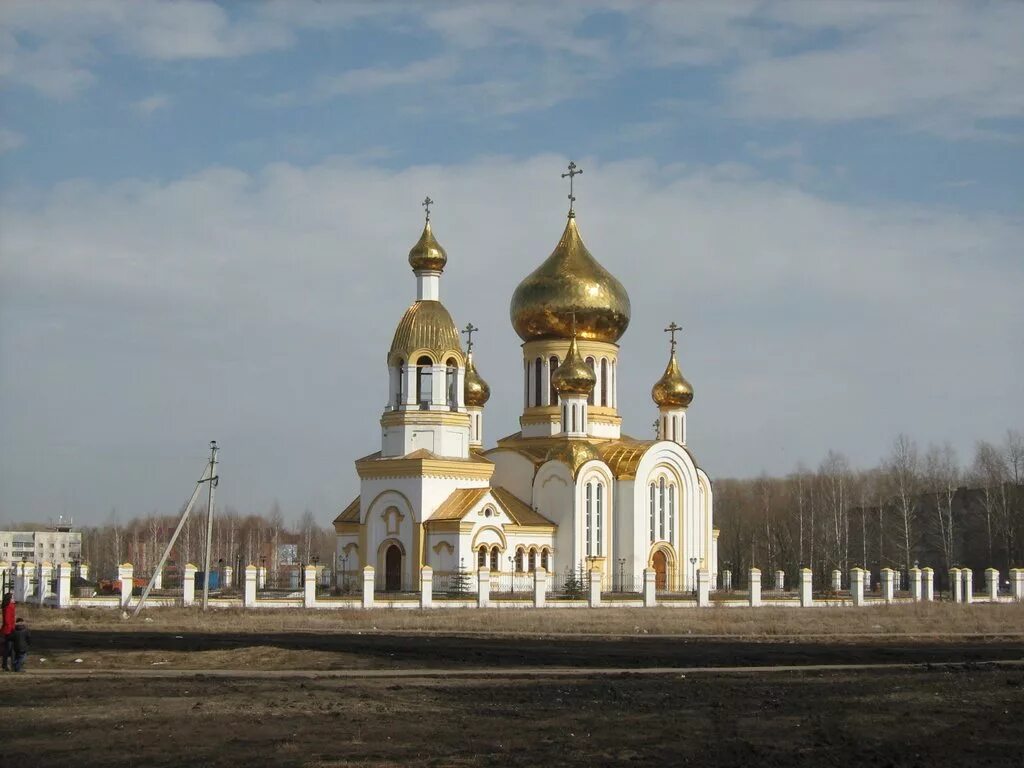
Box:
left=20, top=601, right=1024, bottom=639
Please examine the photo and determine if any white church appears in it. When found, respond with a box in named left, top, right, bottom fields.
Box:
left=334, top=172, right=716, bottom=592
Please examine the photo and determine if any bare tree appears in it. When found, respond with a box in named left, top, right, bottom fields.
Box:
left=886, top=434, right=921, bottom=572
left=924, top=442, right=959, bottom=571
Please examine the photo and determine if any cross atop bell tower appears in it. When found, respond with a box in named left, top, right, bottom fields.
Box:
left=562, top=161, right=582, bottom=218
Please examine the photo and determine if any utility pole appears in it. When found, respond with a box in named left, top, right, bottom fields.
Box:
left=202, top=440, right=219, bottom=611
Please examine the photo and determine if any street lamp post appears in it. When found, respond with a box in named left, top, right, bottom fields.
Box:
left=689, top=556, right=698, bottom=595
left=617, top=558, right=626, bottom=592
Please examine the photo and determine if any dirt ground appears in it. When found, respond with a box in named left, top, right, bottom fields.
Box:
left=2, top=606, right=1022, bottom=767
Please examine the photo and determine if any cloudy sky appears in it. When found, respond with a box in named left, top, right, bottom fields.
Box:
left=1, top=1, right=1021, bottom=527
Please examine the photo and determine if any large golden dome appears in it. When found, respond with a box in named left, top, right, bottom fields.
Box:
left=652, top=352, right=694, bottom=408
left=388, top=300, right=462, bottom=365
left=408, top=220, right=447, bottom=272
left=464, top=354, right=490, bottom=406
left=510, top=215, right=630, bottom=343
left=550, top=334, right=596, bottom=395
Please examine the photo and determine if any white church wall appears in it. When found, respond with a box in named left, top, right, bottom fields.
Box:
left=577, top=461, right=614, bottom=586
left=362, top=487, right=417, bottom=590
left=425, top=534, right=457, bottom=573
left=613, top=478, right=637, bottom=581
left=487, top=450, right=537, bottom=502
left=533, top=460, right=574, bottom=574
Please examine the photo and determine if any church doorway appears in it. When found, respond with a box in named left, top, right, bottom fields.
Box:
left=384, top=544, right=402, bottom=591
left=652, top=549, right=668, bottom=590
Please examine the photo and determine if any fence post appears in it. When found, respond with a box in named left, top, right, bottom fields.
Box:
left=243, top=565, right=258, bottom=608
left=831, top=569, right=842, bottom=592
left=1011, top=569, right=1024, bottom=602
left=222, top=566, right=234, bottom=591
left=37, top=561, right=53, bottom=606
left=851, top=567, right=865, bottom=606
left=985, top=568, right=998, bottom=602
left=477, top=569, right=490, bottom=608
left=152, top=568, right=163, bottom=591
left=948, top=568, right=961, bottom=602
left=420, top=566, right=433, bottom=609
left=56, top=561, right=72, bottom=608
left=643, top=569, right=656, bottom=607
left=909, top=567, right=922, bottom=601
left=749, top=567, right=762, bottom=607
left=533, top=568, right=547, bottom=608
left=361, top=566, right=375, bottom=609
left=962, top=568, right=974, bottom=604
left=922, top=567, right=934, bottom=601
left=117, top=563, right=134, bottom=609
left=775, top=569, right=785, bottom=592
left=722, top=569, right=732, bottom=591
left=697, top=568, right=711, bottom=607
left=13, top=562, right=30, bottom=603
left=799, top=568, right=813, bottom=607
left=588, top=569, right=602, bottom=607
left=303, top=565, right=317, bottom=608
left=182, top=563, right=196, bottom=606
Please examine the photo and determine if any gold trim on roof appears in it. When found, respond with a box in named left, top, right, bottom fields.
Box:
left=334, top=496, right=360, bottom=525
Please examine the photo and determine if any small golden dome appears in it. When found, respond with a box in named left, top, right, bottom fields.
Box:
left=408, top=220, right=447, bottom=273
left=550, top=334, right=596, bottom=395
left=464, top=354, right=490, bottom=407
left=388, top=300, right=462, bottom=365
left=652, top=352, right=694, bottom=408
left=510, top=216, right=630, bottom=343
left=545, top=440, right=601, bottom=474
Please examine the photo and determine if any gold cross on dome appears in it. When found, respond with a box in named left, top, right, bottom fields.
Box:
left=422, top=196, right=434, bottom=222
left=561, top=161, right=583, bottom=216
left=462, top=322, right=478, bottom=353
left=664, top=322, right=682, bottom=354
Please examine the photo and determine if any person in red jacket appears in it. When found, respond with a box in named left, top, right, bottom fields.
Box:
left=1, top=592, right=15, bottom=672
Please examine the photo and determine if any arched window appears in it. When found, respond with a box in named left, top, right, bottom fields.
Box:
left=534, top=356, right=543, bottom=407
left=528, top=548, right=537, bottom=572
left=595, top=482, right=604, bottom=556
left=515, top=548, right=524, bottom=572
left=571, top=404, right=577, bottom=433
left=668, top=483, right=676, bottom=544
left=600, top=359, right=608, bottom=407
left=541, top=549, right=550, bottom=571
left=585, top=357, right=596, bottom=405
left=490, top=546, right=500, bottom=572
left=416, top=356, right=433, bottom=408
left=585, top=482, right=593, bottom=557
left=396, top=359, right=404, bottom=406
left=446, top=357, right=458, bottom=410
left=649, top=483, right=656, bottom=543
left=548, top=356, right=559, bottom=404
left=659, top=477, right=666, bottom=540
left=611, top=361, right=616, bottom=407
left=523, top=360, right=529, bottom=408
left=477, top=545, right=487, bottom=569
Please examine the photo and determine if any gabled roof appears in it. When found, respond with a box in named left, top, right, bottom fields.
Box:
left=426, top=486, right=555, bottom=529
left=333, top=496, right=360, bottom=524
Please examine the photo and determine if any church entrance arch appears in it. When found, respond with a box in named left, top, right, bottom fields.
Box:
left=384, top=544, right=402, bottom=591
left=652, top=549, right=668, bottom=590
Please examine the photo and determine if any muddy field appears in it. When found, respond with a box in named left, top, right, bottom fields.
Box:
left=3, top=622, right=1023, bottom=768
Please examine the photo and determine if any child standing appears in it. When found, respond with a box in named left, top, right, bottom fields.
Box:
left=11, top=617, right=30, bottom=672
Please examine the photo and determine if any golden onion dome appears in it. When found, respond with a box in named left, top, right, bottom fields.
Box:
left=652, top=352, right=694, bottom=408
left=464, top=354, right=490, bottom=407
left=550, top=334, right=596, bottom=395
left=510, top=215, right=630, bottom=343
left=388, top=300, right=462, bottom=365
left=408, top=220, right=447, bottom=273
left=545, top=440, right=601, bottom=474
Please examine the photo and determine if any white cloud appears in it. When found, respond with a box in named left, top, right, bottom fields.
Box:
left=314, top=57, right=458, bottom=98
left=0, top=155, right=1020, bottom=520
left=133, top=93, right=172, bottom=116
left=0, top=127, right=25, bottom=154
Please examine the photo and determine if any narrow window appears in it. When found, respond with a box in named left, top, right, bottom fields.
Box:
left=585, top=482, right=593, bottom=557
left=541, top=549, right=550, bottom=571
left=595, top=483, right=604, bottom=556
left=416, top=356, right=433, bottom=408
left=585, top=357, right=596, bottom=406
left=600, top=359, right=608, bottom=407
left=548, top=356, right=559, bottom=404
left=572, top=404, right=577, bottom=433
left=524, top=360, right=529, bottom=408
left=534, top=356, right=543, bottom=407
left=490, top=547, right=500, bottom=572
left=528, top=548, right=537, bottom=572
left=659, top=477, right=666, bottom=540
left=515, top=548, right=524, bottom=572
left=649, top=483, right=656, bottom=543
left=446, top=358, right=458, bottom=410
left=396, top=360, right=404, bottom=406
left=668, top=484, right=675, bottom=545
left=477, top=545, right=487, bottom=569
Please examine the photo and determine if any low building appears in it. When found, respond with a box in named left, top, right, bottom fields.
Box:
left=0, top=524, right=82, bottom=564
